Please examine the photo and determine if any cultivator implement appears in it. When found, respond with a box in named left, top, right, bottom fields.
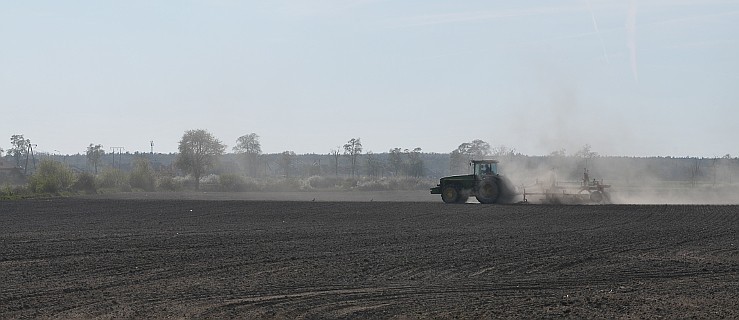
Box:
left=522, top=168, right=611, bottom=204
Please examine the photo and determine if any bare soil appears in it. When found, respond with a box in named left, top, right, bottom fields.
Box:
left=1, top=198, right=737, bottom=319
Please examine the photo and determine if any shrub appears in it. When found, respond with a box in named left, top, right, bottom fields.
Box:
left=98, top=168, right=130, bottom=191
left=341, top=178, right=358, bottom=190
left=72, top=172, right=97, bottom=194
left=277, top=178, right=302, bottom=191
left=305, top=176, right=343, bottom=189
left=157, top=176, right=182, bottom=191
left=29, top=159, right=74, bottom=194
left=0, top=184, right=33, bottom=199
left=219, top=174, right=245, bottom=192
left=129, top=158, right=155, bottom=191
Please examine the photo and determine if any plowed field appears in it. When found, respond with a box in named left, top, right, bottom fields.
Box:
left=1, top=199, right=737, bottom=319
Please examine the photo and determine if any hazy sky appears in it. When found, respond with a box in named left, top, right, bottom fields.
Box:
left=1, top=0, right=737, bottom=157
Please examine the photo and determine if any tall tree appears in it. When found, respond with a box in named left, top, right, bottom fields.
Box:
left=405, top=147, right=424, bottom=177
left=450, top=139, right=491, bottom=174
left=575, top=144, right=598, bottom=169
left=233, top=133, right=262, bottom=177
left=176, top=129, right=226, bottom=190
left=466, top=139, right=492, bottom=157
left=343, top=138, right=362, bottom=178
left=86, top=144, right=105, bottom=174
left=575, top=144, right=598, bottom=159
left=365, top=151, right=382, bottom=177
left=279, top=151, right=296, bottom=178
left=388, top=147, right=403, bottom=176
left=9, top=135, right=29, bottom=167
left=449, top=149, right=466, bottom=174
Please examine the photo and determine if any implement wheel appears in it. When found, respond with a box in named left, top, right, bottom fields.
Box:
left=441, top=186, right=460, bottom=203
left=590, top=190, right=604, bottom=203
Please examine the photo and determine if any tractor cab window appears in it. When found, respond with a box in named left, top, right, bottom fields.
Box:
left=475, top=163, right=497, bottom=176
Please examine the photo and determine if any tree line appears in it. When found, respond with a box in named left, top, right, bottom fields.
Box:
left=3, top=131, right=739, bottom=196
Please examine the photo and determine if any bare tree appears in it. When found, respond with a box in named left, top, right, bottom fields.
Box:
left=690, top=158, right=700, bottom=188
left=330, top=147, right=341, bottom=176
left=176, top=129, right=225, bottom=190
left=233, top=133, right=262, bottom=177
left=491, top=145, right=516, bottom=158
left=343, top=138, right=362, bottom=177
left=86, top=144, right=105, bottom=174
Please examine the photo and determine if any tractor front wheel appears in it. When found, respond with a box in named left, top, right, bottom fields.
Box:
left=441, top=186, right=460, bottom=203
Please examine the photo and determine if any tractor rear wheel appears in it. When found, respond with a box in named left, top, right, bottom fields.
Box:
left=476, top=180, right=500, bottom=204
left=441, top=186, right=460, bottom=203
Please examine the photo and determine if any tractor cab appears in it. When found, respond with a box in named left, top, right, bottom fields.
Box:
left=472, top=160, right=498, bottom=178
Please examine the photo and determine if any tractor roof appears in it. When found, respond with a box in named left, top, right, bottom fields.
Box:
left=471, top=159, right=499, bottom=164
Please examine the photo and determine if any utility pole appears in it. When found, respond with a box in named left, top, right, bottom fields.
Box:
left=150, top=140, right=154, bottom=155
left=111, top=147, right=124, bottom=169
left=24, top=143, right=37, bottom=175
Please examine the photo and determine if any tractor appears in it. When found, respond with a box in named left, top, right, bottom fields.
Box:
left=430, top=160, right=518, bottom=204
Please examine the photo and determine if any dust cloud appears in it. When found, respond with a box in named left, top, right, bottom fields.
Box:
left=497, top=155, right=739, bottom=205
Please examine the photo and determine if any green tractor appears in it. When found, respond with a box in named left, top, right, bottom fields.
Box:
left=430, top=160, right=518, bottom=204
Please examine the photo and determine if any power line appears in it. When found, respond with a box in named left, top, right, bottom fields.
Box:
left=110, top=147, right=125, bottom=169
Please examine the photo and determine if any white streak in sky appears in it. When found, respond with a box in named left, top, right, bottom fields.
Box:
left=586, top=0, right=610, bottom=64
left=627, top=0, right=639, bottom=82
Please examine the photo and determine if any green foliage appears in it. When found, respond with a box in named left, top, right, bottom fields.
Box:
left=305, top=176, right=337, bottom=189
left=0, top=184, right=33, bottom=200
left=279, top=151, right=296, bottom=178
left=176, top=129, right=226, bottom=190
left=72, top=172, right=97, bottom=194
left=9, top=134, right=30, bottom=167
left=218, top=174, right=246, bottom=192
left=234, top=133, right=262, bottom=177
left=303, top=176, right=361, bottom=190
left=29, top=159, right=74, bottom=194
left=86, top=143, right=105, bottom=174
left=157, top=176, right=182, bottom=191
left=450, top=139, right=491, bottom=174
left=575, top=144, right=599, bottom=159
left=129, top=158, right=155, bottom=191
left=98, top=167, right=130, bottom=191
left=343, top=138, right=362, bottom=177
